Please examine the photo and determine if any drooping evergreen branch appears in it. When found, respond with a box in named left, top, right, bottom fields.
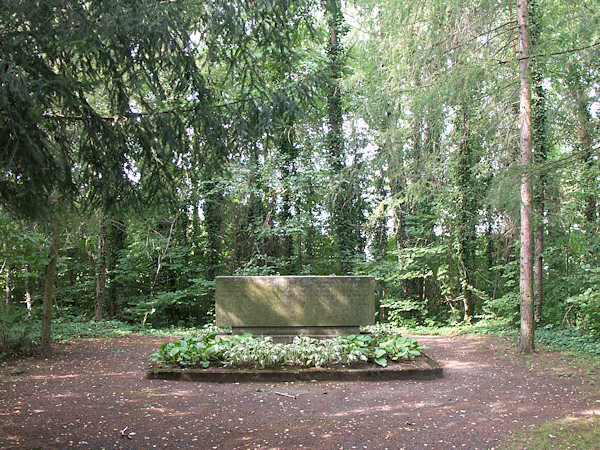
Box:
left=496, top=41, right=600, bottom=64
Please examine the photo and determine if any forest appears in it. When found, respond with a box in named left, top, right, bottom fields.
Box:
left=1, top=0, right=599, bottom=357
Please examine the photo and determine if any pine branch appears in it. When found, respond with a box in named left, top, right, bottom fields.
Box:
left=496, top=42, right=600, bottom=64
left=44, top=99, right=248, bottom=122
left=527, top=144, right=600, bottom=176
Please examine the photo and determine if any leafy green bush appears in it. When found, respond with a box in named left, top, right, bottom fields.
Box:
left=482, top=292, right=520, bottom=323
left=0, top=306, right=38, bottom=357
left=565, top=288, right=600, bottom=335
left=150, top=331, right=424, bottom=369
left=380, top=297, right=423, bottom=327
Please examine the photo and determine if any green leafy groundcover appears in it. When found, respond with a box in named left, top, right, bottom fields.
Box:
left=150, top=328, right=424, bottom=369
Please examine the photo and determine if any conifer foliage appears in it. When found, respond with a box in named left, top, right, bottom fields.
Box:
left=1, top=0, right=599, bottom=354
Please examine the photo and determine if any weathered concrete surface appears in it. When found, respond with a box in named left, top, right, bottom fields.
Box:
left=215, top=276, right=375, bottom=335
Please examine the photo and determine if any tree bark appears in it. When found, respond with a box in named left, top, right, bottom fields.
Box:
left=325, top=0, right=353, bottom=274
left=517, top=0, right=535, bottom=353
left=531, top=0, right=547, bottom=325
left=534, top=215, right=543, bottom=323
left=41, top=224, right=59, bottom=357
left=24, top=267, right=32, bottom=315
left=456, top=104, right=475, bottom=322
left=95, top=215, right=106, bottom=322
left=4, top=258, right=9, bottom=308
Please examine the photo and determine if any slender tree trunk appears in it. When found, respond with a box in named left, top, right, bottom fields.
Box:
left=4, top=257, right=9, bottom=308
left=485, top=209, right=495, bottom=274
left=204, top=179, right=223, bottom=281
left=325, top=0, right=352, bottom=274
left=530, top=0, right=547, bottom=325
left=391, top=172, right=407, bottom=292
left=277, top=102, right=298, bottom=274
left=95, top=216, right=106, bottom=322
left=3, top=242, right=10, bottom=308
left=534, top=215, right=543, bottom=322
left=106, top=220, right=125, bottom=317
left=532, top=98, right=546, bottom=327
left=517, top=0, right=535, bottom=353
left=24, top=267, right=32, bottom=315
left=583, top=146, right=597, bottom=228
left=41, top=224, right=59, bottom=357
left=372, top=174, right=388, bottom=263
left=305, top=180, right=316, bottom=266
left=456, top=104, right=476, bottom=322
left=296, top=233, right=303, bottom=272
left=578, top=104, right=597, bottom=231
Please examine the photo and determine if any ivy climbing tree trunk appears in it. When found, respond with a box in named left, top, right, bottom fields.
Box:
left=517, top=0, right=535, bottom=353
left=279, top=113, right=298, bottom=274
left=530, top=0, right=548, bottom=324
left=325, top=0, right=352, bottom=274
left=456, top=104, right=476, bottom=322
left=572, top=73, right=598, bottom=231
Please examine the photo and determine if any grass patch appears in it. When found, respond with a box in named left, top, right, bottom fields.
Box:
left=502, top=415, right=600, bottom=449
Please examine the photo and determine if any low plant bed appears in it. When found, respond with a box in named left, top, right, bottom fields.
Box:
left=147, top=353, right=442, bottom=382
left=147, top=329, right=443, bottom=382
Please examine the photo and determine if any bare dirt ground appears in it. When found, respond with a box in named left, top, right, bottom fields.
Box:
left=1, top=334, right=599, bottom=449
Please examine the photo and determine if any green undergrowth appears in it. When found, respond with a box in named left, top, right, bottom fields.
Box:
left=51, top=317, right=207, bottom=341
left=535, top=324, right=600, bottom=358
left=150, top=328, right=424, bottom=369
left=1, top=316, right=210, bottom=358
left=376, top=319, right=600, bottom=359
left=502, top=415, right=600, bottom=449
left=368, top=318, right=515, bottom=337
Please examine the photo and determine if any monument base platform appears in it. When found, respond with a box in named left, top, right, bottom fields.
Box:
left=231, top=326, right=360, bottom=336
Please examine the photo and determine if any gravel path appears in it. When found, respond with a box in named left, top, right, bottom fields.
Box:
left=1, top=334, right=598, bottom=449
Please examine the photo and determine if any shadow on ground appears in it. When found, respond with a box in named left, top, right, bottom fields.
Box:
left=1, top=334, right=598, bottom=449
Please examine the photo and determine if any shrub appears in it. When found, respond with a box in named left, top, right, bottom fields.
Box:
left=150, top=331, right=424, bottom=369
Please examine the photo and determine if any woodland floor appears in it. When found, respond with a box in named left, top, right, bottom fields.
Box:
left=1, top=334, right=599, bottom=449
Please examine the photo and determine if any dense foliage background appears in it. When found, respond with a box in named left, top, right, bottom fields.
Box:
left=1, top=0, right=599, bottom=355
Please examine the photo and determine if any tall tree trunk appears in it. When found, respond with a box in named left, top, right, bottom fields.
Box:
left=95, top=215, right=106, bottom=322
left=390, top=166, right=411, bottom=298
left=575, top=87, right=597, bottom=230
left=279, top=114, right=297, bottom=274
left=517, top=0, right=535, bottom=353
left=456, top=104, right=476, bottom=322
left=325, top=0, right=352, bottom=274
left=534, top=217, right=543, bottom=322
left=106, top=221, right=125, bottom=318
left=41, top=224, right=59, bottom=357
left=4, top=249, right=9, bottom=308
left=296, top=233, right=303, bottom=272
left=485, top=208, right=495, bottom=275
left=372, top=174, right=388, bottom=263
left=304, top=179, right=316, bottom=267
left=531, top=0, right=547, bottom=324
left=204, top=179, right=223, bottom=282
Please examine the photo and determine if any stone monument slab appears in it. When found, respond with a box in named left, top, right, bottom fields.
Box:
left=215, top=276, right=375, bottom=335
